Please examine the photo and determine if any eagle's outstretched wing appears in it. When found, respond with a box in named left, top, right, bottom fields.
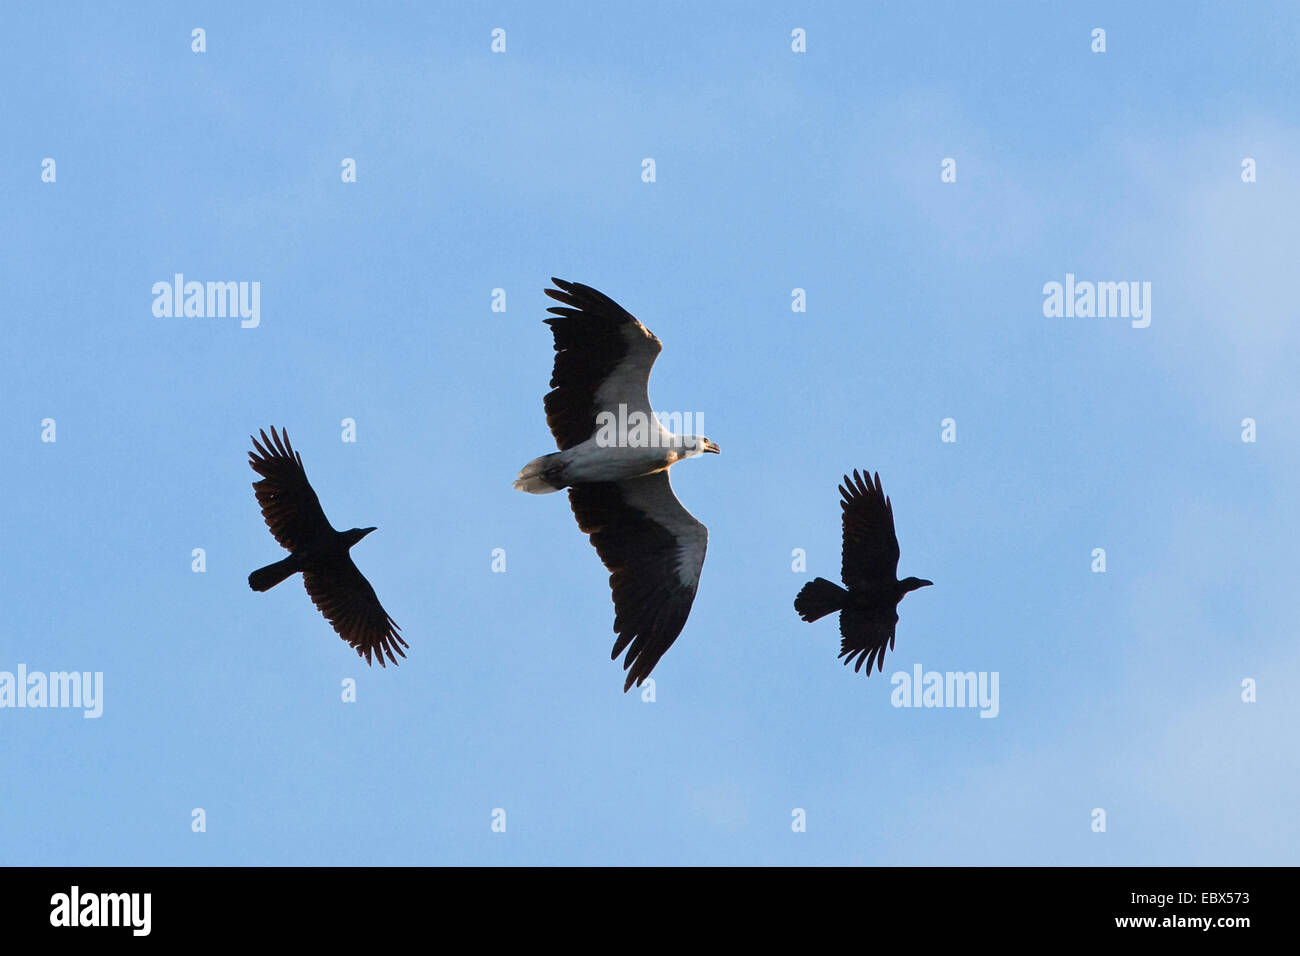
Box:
left=567, top=471, right=708, bottom=691
left=542, top=278, right=663, bottom=451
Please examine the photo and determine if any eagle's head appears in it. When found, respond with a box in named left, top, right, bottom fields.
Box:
left=683, top=436, right=721, bottom=457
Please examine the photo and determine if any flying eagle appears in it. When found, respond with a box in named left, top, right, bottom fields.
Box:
left=794, top=470, right=931, bottom=675
left=247, top=426, right=407, bottom=666
left=515, top=278, right=720, bottom=691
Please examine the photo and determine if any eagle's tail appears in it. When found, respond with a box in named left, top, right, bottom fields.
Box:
left=794, top=577, right=848, bottom=622
left=513, top=452, right=566, bottom=494
left=249, top=557, right=298, bottom=592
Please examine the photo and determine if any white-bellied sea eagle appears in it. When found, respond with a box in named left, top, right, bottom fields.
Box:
left=514, top=278, right=719, bottom=691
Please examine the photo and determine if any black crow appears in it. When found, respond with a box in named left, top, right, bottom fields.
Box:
left=247, top=426, right=407, bottom=666
left=794, top=469, right=931, bottom=675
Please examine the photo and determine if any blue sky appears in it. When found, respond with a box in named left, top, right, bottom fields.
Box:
left=2, top=1, right=1298, bottom=865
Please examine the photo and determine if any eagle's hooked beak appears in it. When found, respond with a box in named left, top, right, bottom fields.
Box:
left=703, top=439, right=721, bottom=454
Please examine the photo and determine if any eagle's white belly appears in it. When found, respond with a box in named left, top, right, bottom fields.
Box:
left=561, top=437, right=679, bottom=483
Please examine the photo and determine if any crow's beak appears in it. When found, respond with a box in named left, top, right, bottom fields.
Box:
left=362, top=527, right=377, bottom=537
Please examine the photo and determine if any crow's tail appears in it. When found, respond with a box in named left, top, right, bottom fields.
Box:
left=794, top=577, right=848, bottom=622
left=249, top=557, right=298, bottom=592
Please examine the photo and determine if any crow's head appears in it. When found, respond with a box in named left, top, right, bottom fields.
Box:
left=343, top=527, right=377, bottom=548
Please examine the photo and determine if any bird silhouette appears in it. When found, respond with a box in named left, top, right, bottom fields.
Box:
left=247, top=426, right=406, bottom=666
left=794, top=470, right=931, bottom=675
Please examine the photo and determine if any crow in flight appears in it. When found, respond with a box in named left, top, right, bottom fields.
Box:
left=794, top=470, right=931, bottom=675
left=247, top=426, right=407, bottom=666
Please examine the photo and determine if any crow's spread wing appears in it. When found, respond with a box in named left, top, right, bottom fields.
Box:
left=838, top=602, right=898, bottom=676
left=302, top=555, right=407, bottom=667
left=249, top=426, right=332, bottom=553
left=839, top=469, right=900, bottom=589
